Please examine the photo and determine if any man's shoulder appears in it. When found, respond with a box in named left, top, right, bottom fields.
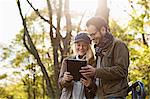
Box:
left=113, top=38, right=126, bottom=46
left=113, top=38, right=128, bottom=50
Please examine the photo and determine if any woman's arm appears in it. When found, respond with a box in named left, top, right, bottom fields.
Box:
left=58, top=58, right=73, bottom=88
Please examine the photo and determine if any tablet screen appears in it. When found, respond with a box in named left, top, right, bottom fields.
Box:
left=66, top=59, right=87, bottom=81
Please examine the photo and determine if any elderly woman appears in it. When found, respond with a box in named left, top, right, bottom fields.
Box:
left=58, top=33, right=97, bottom=99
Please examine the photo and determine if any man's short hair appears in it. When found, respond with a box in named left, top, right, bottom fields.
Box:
left=86, top=16, right=108, bottom=30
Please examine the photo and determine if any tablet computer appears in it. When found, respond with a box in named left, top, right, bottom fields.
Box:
left=66, top=59, right=87, bottom=81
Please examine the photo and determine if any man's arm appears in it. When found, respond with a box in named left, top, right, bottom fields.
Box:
left=80, top=42, right=129, bottom=80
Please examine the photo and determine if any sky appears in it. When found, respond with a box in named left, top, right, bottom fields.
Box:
left=0, top=0, right=47, bottom=44
left=0, top=0, right=21, bottom=44
left=0, top=0, right=98, bottom=44
left=0, top=0, right=131, bottom=44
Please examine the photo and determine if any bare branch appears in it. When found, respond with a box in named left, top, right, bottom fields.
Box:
left=26, top=0, right=56, bottom=30
left=47, top=52, right=52, bottom=63
left=142, top=34, right=149, bottom=47
left=26, top=0, right=49, bottom=23
left=17, top=0, right=33, bottom=54
left=23, top=29, right=32, bottom=54
left=77, top=10, right=86, bottom=33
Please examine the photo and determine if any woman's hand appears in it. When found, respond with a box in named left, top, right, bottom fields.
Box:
left=63, top=72, right=73, bottom=82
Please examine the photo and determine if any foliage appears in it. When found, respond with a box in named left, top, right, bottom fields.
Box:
left=127, top=0, right=150, bottom=97
left=128, top=42, right=150, bottom=96
left=0, top=87, right=8, bottom=98
left=0, top=18, right=54, bottom=98
left=110, top=0, right=150, bottom=96
left=0, top=74, right=7, bottom=80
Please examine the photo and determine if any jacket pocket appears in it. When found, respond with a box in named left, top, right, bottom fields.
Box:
left=102, top=80, right=118, bottom=94
left=102, top=79, right=128, bottom=96
left=101, top=55, right=112, bottom=67
left=60, top=88, right=72, bottom=99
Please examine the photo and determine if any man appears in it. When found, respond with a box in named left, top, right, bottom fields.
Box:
left=80, top=17, right=129, bottom=99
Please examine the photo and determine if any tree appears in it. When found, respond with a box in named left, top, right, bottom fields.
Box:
left=17, top=0, right=55, bottom=98
left=16, top=0, right=74, bottom=98
left=95, top=0, right=109, bottom=23
left=128, top=0, right=149, bottom=47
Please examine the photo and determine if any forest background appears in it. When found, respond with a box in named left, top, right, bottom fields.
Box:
left=0, top=0, right=150, bottom=98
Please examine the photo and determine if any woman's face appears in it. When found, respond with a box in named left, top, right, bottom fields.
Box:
left=75, top=41, right=89, bottom=56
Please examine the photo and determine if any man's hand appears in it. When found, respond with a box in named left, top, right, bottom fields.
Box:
left=80, top=65, right=96, bottom=77
left=63, top=72, right=73, bottom=82
left=80, top=77, right=91, bottom=87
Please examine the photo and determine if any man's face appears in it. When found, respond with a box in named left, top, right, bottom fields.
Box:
left=87, top=25, right=102, bottom=45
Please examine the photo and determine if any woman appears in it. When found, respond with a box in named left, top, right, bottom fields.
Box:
left=58, top=33, right=97, bottom=99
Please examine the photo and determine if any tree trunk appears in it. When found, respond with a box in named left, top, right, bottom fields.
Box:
left=95, top=0, right=109, bottom=23
left=32, top=65, right=36, bottom=99
left=62, top=0, right=72, bottom=61
left=17, top=0, right=55, bottom=98
left=18, top=0, right=72, bottom=98
left=42, top=76, right=45, bottom=99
